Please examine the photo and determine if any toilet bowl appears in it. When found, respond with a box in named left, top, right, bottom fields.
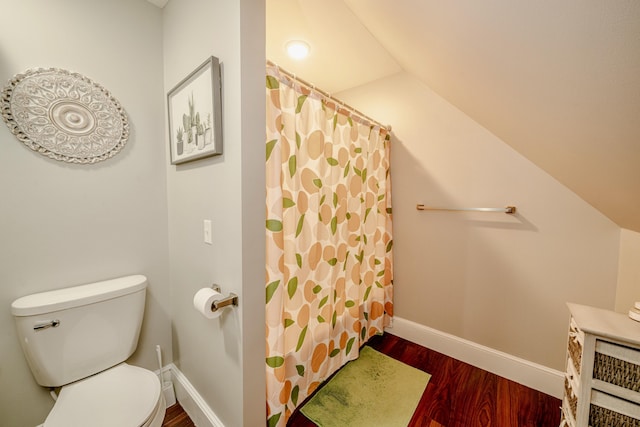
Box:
left=44, top=364, right=165, bottom=427
left=11, top=275, right=166, bottom=427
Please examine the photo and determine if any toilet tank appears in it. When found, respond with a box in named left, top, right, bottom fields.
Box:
left=11, top=275, right=147, bottom=387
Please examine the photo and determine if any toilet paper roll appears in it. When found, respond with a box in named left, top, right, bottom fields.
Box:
left=193, top=288, right=225, bottom=319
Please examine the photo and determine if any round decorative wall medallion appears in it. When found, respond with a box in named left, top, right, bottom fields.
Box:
left=1, top=67, right=129, bottom=164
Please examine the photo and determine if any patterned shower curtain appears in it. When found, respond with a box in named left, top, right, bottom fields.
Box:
left=265, top=63, right=393, bottom=427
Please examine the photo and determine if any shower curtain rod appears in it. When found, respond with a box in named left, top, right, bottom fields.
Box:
left=267, top=60, right=392, bottom=132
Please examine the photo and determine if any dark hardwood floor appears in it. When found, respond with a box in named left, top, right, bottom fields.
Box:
left=162, top=402, right=195, bottom=427
left=287, top=333, right=561, bottom=427
left=162, top=333, right=561, bottom=426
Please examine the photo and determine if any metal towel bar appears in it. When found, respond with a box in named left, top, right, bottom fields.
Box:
left=416, top=204, right=516, bottom=214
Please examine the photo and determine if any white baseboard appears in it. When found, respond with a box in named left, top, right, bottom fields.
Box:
left=166, top=363, right=225, bottom=427
left=386, top=316, right=564, bottom=398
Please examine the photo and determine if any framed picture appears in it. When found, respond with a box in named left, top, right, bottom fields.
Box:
left=167, top=56, right=222, bottom=164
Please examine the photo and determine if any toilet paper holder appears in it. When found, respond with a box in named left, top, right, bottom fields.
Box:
left=210, top=284, right=238, bottom=312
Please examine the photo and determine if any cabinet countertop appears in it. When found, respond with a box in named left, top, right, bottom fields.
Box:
left=568, top=302, right=640, bottom=347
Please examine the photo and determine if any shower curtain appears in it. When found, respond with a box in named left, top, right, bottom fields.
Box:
left=265, top=63, right=394, bottom=427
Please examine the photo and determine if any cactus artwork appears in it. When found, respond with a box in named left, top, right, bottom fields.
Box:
left=168, top=56, right=221, bottom=164
left=174, top=92, right=208, bottom=154
left=175, top=93, right=212, bottom=152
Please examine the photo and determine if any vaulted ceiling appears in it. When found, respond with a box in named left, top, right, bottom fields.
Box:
left=267, top=0, right=640, bottom=232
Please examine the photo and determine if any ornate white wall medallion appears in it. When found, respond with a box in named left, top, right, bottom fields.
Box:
left=1, top=68, right=129, bottom=164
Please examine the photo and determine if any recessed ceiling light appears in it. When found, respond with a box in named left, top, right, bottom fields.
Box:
left=286, top=40, right=310, bottom=60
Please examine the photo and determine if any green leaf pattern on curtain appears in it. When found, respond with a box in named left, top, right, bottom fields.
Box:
left=265, top=64, right=393, bottom=426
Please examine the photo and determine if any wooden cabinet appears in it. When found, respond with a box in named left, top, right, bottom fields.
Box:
left=561, top=303, right=640, bottom=427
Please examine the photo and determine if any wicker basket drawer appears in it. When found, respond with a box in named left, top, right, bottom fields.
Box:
left=590, top=404, right=640, bottom=427
left=594, top=340, right=640, bottom=395
left=590, top=389, right=640, bottom=427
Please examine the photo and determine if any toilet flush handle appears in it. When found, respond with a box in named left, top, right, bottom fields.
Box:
left=33, top=320, right=60, bottom=331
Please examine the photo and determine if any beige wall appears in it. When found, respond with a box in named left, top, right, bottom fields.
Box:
left=338, top=72, right=621, bottom=370
left=163, top=0, right=265, bottom=426
left=615, top=229, right=640, bottom=313
left=0, top=1, right=171, bottom=426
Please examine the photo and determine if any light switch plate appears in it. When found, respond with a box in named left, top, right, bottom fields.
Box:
left=203, top=220, right=212, bottom=244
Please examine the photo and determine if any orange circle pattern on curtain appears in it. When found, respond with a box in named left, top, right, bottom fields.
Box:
left=265, top=64, right=394, bottom=427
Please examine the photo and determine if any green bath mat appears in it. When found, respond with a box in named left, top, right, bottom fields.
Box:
left=299, top=346, right=431, bottom=427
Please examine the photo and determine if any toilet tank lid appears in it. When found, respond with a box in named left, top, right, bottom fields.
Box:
left=11, top=275, right=147, bottom=316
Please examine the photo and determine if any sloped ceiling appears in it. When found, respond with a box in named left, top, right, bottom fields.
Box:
left=267, top=0, right=640, bottom=232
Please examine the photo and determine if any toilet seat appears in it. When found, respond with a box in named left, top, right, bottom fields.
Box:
left=44, top=363, right=164, bottom=427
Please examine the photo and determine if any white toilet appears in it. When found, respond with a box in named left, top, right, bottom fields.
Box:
left=11, top=275, right=166, bottom=427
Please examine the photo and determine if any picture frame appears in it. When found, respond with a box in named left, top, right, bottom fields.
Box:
left=167, top=56, right=222, bottom=164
